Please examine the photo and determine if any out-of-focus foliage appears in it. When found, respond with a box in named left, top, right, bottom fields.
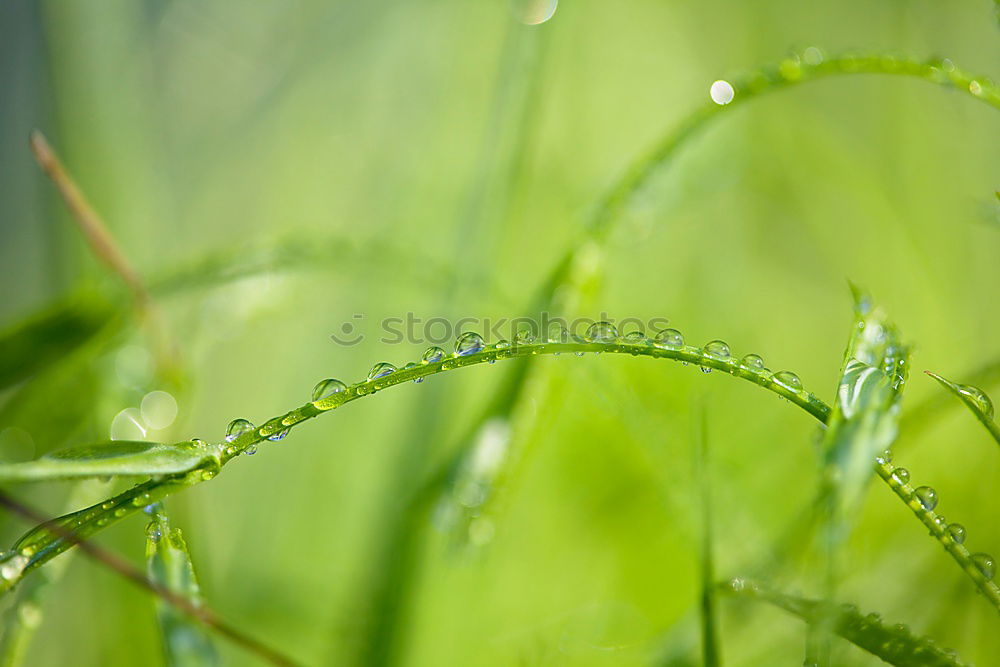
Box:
left=1, top=0, right=998, bottom=665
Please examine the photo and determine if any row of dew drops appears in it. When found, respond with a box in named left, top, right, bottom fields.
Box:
left=876, top=450, right=996, bottom=582
left=219, top=322, right=808, bottom=456
left=728, top=578, right=964, bottom=661
left=708, top=48, right=996, bottom=108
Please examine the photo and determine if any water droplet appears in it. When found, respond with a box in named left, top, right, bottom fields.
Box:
left=454, top=332, right=484, bottom=357
left=947, top=523, right=966, bottom=544
left=972, top=553, right=996, bottom=580
left=514, top=330, right=536, bottom=345
left=510, top=0, right=557, bottom=25
left=704, top=340, right=731, bottom=359
left=914, top=486, right=938, bottom=511
left=654, top=328, right=684, bottom=349
left=585, top=321, right=619, bottom=343
left=226, top=418, right=255, bottom=442
left=546, top=325, right=568, bottom=344
left=113, top=508, right=127, bottom=518
left=875, top=449, right=892, bottom=465
left=958, top=384, right=994, bottom=418
left=368, top=362, right=397, bottom=380
left=710, top=80, right=735, bottom=105
left=201, top=470, right=216, bottom=481
left=741, top=353, right=765, bottom=370
left=969, top=80, right=983, bottom=96
left=891, top=467, right=910, bottom=485
left=245, top=444, right=258, bottom=455
left=312, top=378, right=347, bottom=402
left=623, top=331, right=649, bottom=344
left=145, top=522, right=162, bottom=544
left=802, top=46, right=824, bottom=65
left=267, top=428, right=289, bottom=442
left=422, top=346, right=445, bottom=364
left=700, top=367, right=712, bottom=374
left=773, top=371, right=802, bottom=392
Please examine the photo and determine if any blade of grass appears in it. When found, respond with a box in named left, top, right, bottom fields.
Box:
left=0, top=490, right=297, bottom=666
left=695, top=403, right=721, bottom=667
left=722, top=578, right=969, bottom=667
left=145, top=505, right=219, bottom=666
left=0, top=440, right=221, bottom=483
left=924, top=371, right=1000, bottom=448
left=3, top=318, right=996, bottom=615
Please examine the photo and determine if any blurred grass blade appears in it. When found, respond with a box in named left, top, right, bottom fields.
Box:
left=812, top=290, right=907, bottom=664
left=722, top=578, right=968, bottom=667
left=0, top=441, right=217, bottom=483
left=145, top=507, right=219, bottom=667
left=695, top=405, right=720, bottom=667
left=924, top=371, right=1000, bottom=448
left=824, top=290, right=907, bottom=522
left=0, top=299, right=113, bottom=391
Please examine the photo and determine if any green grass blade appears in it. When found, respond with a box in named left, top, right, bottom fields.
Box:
left=924, top=371, right=1000, bottom=448
left=0, top=440, right=220, bottom=483
left=723, top=578, right=969, bottom=667
left=145, top=507, right=219, bottom=667
left=2, top=323, right=995, bottom=616
left=695, top=406, right=721, bottom=667
left=825, top=292, right=907, bottom=522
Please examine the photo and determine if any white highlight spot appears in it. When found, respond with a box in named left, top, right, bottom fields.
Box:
left=710, top=80, right=735, bottom=105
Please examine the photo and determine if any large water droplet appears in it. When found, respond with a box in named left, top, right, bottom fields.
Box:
left=875, top=449, right=892, bottom=465
left=226, top=418, right=255, bottom=442
left=585, top=321, right=619, bottom=343
left=891, top=467, right=910, bottom=485
left=710, top=80, right=735, bottom=105
left=368, top=362, right=397, bottom=380
left=947, top=523, right=966, bottom=544
left=654, top=328, right=684, bottom=349
left=312, top=378, right=346, bottom=402
left=914, top=486, right=938, bottom=511
left=972, top=553, right=996, bottom=580
left=741, top=353, right=765, bottom=370
left=703, top=340, right=731, bottom=359
left=958, top=384, right=994, bottom=418
left=773, top=371, right=802, bottom=392
left=422, top=346, right=445, bottom=363
left=455, top=332, right=484, bottom=357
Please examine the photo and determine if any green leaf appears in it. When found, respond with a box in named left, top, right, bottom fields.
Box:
left=145, top=507, right=219, bottom=667
left=722, top=578, right=968, bottom=667
left=0, top=440, right=218, bottom=483
left=924, top=371, right=1000, bottom=448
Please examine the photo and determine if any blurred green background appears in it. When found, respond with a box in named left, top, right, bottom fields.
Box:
left=1, top=0, right=999, bottom=665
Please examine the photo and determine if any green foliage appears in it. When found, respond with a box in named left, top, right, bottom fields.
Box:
left=1, top=2, right=999, bottom=665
